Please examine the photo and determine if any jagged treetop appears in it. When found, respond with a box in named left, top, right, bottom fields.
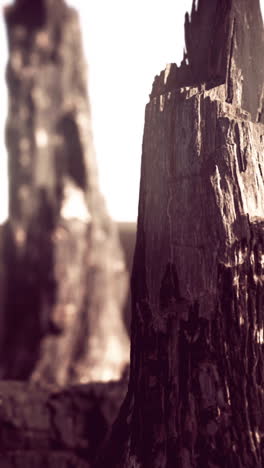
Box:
left=151, top=0, right=264, bottom=122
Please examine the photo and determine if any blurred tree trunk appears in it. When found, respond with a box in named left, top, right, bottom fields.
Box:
left=97, top=1, right=264, bottom=467
left=0, top=0, right=129, bottom=385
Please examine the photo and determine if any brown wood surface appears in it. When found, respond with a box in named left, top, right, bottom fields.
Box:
left=97, top=1, right=264, bottom=466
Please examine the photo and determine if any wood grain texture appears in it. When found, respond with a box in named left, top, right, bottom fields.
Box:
left=97, top=1, right=264, bottom=467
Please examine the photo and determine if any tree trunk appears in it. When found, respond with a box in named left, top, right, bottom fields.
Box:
left=0, top=0, right=129, bottom=385
left=97, top=1, right=264, bottom=467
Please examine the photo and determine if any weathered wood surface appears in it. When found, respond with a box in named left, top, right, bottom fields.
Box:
left=97, top=1, right=264, bottom=467
left=0, top=378, right=127, bottom=467
left=0, top=0, right=129, bottom=384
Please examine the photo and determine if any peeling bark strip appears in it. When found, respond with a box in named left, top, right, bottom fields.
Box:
left=97, top=1, right=264, bottom=467
left=0, top=0, right=129, bottom=384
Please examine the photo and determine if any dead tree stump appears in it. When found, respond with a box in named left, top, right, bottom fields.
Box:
left=97, top=1, right=264, bottom=467
left=0, top=0, right=129, bottom=385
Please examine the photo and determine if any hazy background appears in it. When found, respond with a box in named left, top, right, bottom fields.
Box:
left=0, top=0, right=263, bottom=223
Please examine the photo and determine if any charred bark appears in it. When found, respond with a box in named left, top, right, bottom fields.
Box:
left=0, top=0, right=129, bottom=385
left=97, top=1, right=264, bottom=467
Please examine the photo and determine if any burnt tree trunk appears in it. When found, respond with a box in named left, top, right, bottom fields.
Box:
left=97, top=1, right=264, bottom=467
left=0, top=0, right=129, bottom=385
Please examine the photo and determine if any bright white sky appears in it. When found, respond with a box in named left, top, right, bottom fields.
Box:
left=0, top=1, right=263, bottom=222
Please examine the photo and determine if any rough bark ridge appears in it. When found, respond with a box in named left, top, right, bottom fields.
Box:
left=0, top=0, right=129, bottom=384
left=97, top=1, right=264, bottom=467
